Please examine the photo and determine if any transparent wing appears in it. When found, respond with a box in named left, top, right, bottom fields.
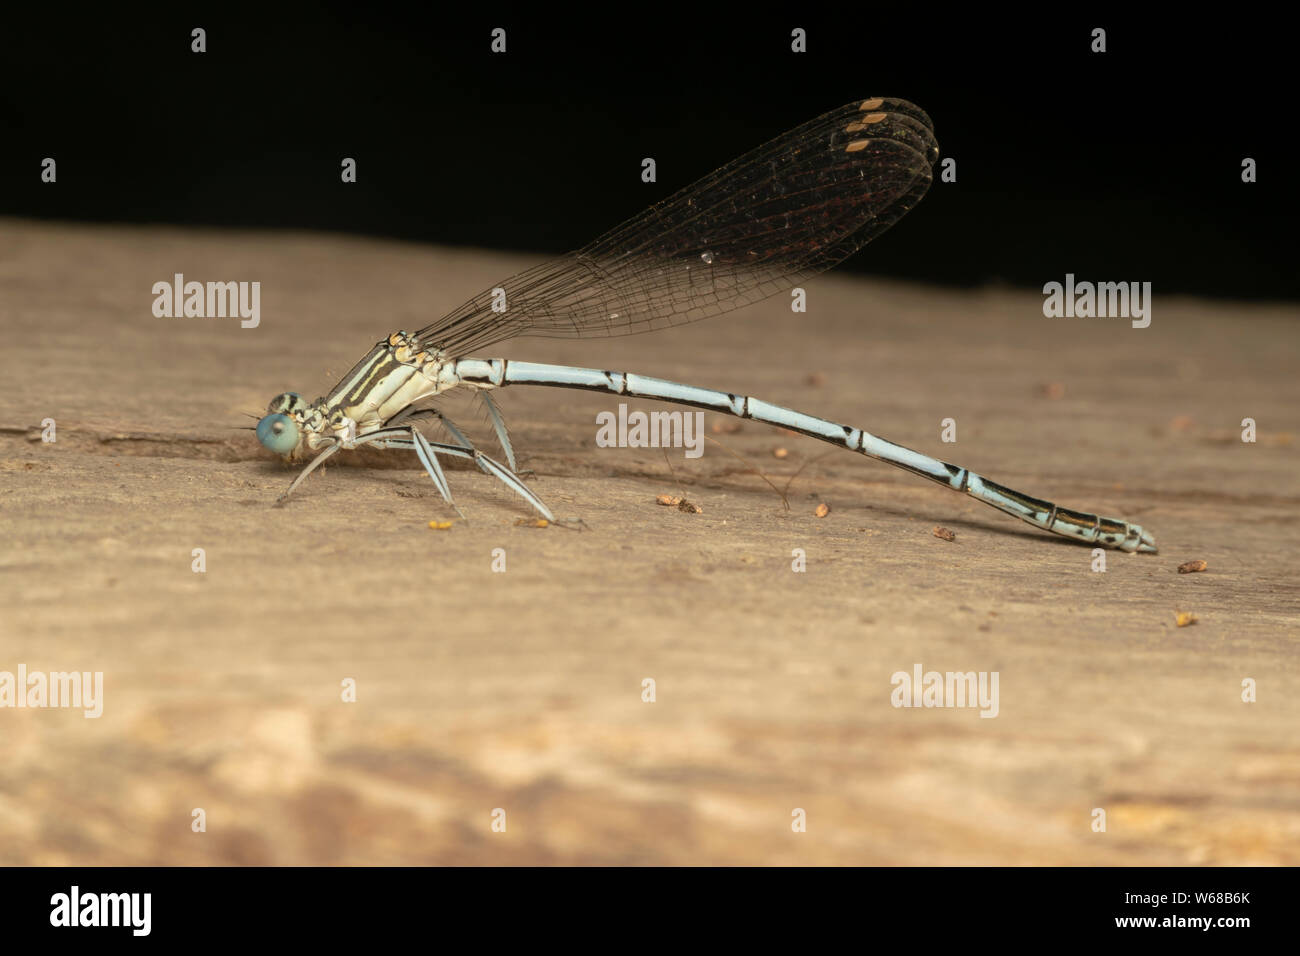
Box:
left=416, top=97, right=938, bottom=355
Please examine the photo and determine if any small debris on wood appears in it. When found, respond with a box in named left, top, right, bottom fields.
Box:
left=1038, top=383, right=1066, bottom=400
left=1175, top=611, right=1198, bottom=627
left=710, top=420, right=743, bottom=434
left=1178, top=559, right=1208, bottom=574
left=677, top=499, right=703, bottom=514
left=814, top=502, right=830, bottom=518
left=932, top=525, right=957, bottom=542
left=427, top=520, right=455, bottom=530
left=656, top=493, right=682, bottom=506
left=772, top=447, right=789, bottom=459
left=805, top=372, right=826, bottom=387
left=514, top=518, right=550, bottom=528
left=1169, top=415, right=1196, bottom=432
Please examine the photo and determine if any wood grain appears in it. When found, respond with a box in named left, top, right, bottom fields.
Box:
left=1, top=219, right=1296, bottom=864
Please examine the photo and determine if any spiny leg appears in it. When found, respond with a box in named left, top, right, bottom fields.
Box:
left=387, top=406, right=475, bottom=451
left=358, top=426, right=556, bottom=521
left=276, top=441, right=342, bottom=504
left=340, top=424, right=462, bottom=516
left=470, top=448, right=554, bottom=521
left=399, top=398, right=527, bottom=478
left=478, top=391, right=519, bottom=474
left=409, top=429, right=463, bottom=517
left=385, top=408, right=512, bottom=515
left=274, top=417, right=554, bottom=520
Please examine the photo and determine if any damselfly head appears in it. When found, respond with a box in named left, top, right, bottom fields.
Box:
left=257, top=392, right=308, bottom=455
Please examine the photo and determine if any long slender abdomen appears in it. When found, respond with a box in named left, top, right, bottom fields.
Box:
left=450, top=358, right=1156, bottom=552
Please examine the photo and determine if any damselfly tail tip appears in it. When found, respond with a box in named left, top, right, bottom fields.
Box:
left=1130, top=526, right=1158, bottom=554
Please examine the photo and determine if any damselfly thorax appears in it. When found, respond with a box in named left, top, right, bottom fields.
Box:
left=258, top=331, right=462, bottom=460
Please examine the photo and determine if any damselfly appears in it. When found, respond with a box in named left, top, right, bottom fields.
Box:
left=256, top=98, right=1157, bottom=553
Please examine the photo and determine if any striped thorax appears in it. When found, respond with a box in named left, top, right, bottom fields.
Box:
left=256, top=331, right=452, bottom=460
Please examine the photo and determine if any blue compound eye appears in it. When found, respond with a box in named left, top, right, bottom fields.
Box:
left=256, top=413, right=300, bottom=454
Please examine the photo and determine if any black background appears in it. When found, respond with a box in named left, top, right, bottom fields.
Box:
left=4, top=864, right=1284, bottom=943
left=2, top=6, right=1295, bottom=299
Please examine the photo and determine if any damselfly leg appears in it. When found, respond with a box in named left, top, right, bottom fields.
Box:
left=365, top=430, right=555, bottom=521
left=391, top=400, right=527, bottom=478
left=281, top=424, right=555, bottom=521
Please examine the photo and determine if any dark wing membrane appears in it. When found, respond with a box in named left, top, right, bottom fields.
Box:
left=416, top=98, right=938, bottom=355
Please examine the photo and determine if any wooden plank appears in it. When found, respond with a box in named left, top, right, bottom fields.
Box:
left=1, top=220, right=1296, bottom=864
